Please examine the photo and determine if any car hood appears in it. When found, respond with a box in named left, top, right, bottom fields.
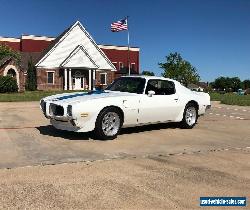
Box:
left=43, top=90, right=137, bottom=104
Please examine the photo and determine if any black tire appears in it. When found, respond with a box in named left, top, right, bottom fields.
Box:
left=94, top=107, right=123, bottom=140
left=180, top=103, right=198, bottom=129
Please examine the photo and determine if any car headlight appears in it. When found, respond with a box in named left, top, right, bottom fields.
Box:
left=67, top=105, right=72, bottom=116
left=40, top=99, right=46, bottom=113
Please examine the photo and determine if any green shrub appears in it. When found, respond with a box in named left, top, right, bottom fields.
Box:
left=209, top=92, right=250, bottom=106
left=0, top=75, right=18, bottom=93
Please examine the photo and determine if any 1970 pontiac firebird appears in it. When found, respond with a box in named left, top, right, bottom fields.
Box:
left=40, top=76, right=211, bottom=139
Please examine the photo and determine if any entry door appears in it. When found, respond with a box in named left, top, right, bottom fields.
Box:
left=138, top=79, right=182, bottom=124
left=74, top=77, right=84, bottom=90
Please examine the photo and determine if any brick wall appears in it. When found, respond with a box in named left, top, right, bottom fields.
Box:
left=36, top=68, right=63, bottom=90
left=95, top=70, right=115, bottom=88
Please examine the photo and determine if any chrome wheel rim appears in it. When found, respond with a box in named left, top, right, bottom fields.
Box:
left=101, top=112, right=120, bottom=136
left=185, top=107, right=197, bottom=126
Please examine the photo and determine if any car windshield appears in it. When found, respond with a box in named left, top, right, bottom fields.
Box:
left=106, top=77, right=146, bottom=94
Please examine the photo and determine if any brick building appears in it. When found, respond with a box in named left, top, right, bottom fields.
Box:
left=0, top=21, right=140, bottom=91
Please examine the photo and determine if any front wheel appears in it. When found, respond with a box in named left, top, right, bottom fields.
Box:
left=94, top=107, right=122, bottom=140
left=180, top=103, right=198, bottom=129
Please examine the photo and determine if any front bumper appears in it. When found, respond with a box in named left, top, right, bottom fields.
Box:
left=50, top=119, right=80, bottom=132
left=40, top=100, right=96, bottom=133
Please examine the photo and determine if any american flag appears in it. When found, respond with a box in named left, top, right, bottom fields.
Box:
left=111, top=18, right=128, bottom=32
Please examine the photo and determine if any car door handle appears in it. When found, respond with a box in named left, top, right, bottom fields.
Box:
left=174, top=98, right=179, bottom=101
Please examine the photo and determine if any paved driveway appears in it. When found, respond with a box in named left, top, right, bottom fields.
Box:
left=0, top=101, right=249, bottom=169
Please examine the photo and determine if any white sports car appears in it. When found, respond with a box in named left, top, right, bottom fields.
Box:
left=40, top=76, right=211, bottom=139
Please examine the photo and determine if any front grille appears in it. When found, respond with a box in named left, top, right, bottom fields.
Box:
left=50, top=104, right=64, bottom=116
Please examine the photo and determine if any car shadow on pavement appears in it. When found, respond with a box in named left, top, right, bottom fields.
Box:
left=36, top=125, right=92, bottom=141
left=120, top=122, right=180, bottom=135
left=37, top=122, right=180, bottom=141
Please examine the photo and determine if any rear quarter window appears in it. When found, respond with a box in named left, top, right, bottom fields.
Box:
left=146, top=79, right=176, bottom=95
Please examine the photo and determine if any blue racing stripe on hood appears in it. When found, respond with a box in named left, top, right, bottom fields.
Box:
left=54, top=90, right=107, bottom=101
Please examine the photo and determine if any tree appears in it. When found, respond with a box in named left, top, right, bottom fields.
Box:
left=25, top=58, right=37, bottom=91
left=159, top=52, right=200, bottom=87
left=141, top=70, right=155, bottom=76
left=213, top=77, right=228, bottom=91
left=0, top=44, right=20, bottom=64
left=230, top=77, right=241, bottom=92
left=242, top=79, right=250, bottom=89
left=213, top=76, right=242, bottom=92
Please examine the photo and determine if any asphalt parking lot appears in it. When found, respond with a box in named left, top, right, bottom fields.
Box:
left=0, top=101, right=250, bottom=209
left=0, top=101, right=249, bottom=168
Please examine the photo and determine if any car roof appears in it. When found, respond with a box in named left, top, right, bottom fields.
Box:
left=121, top=75, right=176, bottom=82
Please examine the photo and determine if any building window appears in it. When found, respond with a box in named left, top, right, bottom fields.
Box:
left=112, top=62, right=117, bottom=69
left=47, top=72, right=54, bottom=84
left=131, top=63, right=136, bottom=70
left=100, top=73, right=107, bottom=85
left=119, top=62, right=124, bottom=70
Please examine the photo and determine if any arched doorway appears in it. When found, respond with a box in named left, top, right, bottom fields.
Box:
left=6, top=69, right=16, bottom=78
left=4, top=65, right=20, bottom=90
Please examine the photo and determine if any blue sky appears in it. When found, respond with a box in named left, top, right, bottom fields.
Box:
left=0, top=0, right=249, bottom=81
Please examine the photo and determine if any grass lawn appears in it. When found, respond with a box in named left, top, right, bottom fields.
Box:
left=0, top=90, right=81, bottom=102
left=209, top=92, right=250, bottom=106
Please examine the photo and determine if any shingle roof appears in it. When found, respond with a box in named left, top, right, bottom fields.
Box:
left=36, top=22, right=74, bottom=63
left=0, top=56, right=12, bottom=67
left=20, top=52, right=42, bottom=71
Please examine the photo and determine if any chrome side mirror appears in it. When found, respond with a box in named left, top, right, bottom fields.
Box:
left=147, top=90, right=155, bottom=97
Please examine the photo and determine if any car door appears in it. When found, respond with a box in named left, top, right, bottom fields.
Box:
left=138, top=79, right=182, bottom=124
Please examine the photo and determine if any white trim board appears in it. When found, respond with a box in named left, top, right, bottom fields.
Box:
left=98, top=45, right=139, bottom=51
left=21, top=35, right=55, bottom=41
left=0, top=37, right=20, bottom=42
left=60, top=45, right=99, bottom=69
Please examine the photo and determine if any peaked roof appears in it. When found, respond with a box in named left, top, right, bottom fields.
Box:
left=0, top=56, right=12, bottom=67
left=36, top=21, right=116, bottom=70
left=60, top=45, right=98, bottom=69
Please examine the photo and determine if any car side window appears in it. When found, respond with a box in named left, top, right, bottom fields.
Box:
left=145, top=79, right=176, bottom=95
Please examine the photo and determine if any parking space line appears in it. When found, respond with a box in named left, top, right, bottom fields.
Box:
left=214, top=106, right=250, bottom=112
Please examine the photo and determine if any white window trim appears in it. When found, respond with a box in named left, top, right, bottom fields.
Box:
left=47, top=71, right=55, bottom=84
left=131, top=62, right=136, bottom=69
left=100, top=73, right=107, bottom=85
left=119, top=62, right=124, bottom=70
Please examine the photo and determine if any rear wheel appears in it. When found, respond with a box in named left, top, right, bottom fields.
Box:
left=94, top=107, right=122, bottom=140
left=181, top=103, right=198, bottom=129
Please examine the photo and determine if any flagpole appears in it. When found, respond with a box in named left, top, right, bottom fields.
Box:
left=127, top=16, right=130, bottom=76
